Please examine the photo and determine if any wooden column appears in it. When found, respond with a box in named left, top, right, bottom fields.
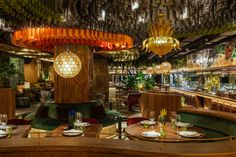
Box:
left=0, top=88, right=16, bottom=119
left=54, top=45, right=93, bottom=103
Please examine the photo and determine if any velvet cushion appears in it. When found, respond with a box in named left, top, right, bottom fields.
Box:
left=82, top=118, right=100, bottom=124
left=35, top=104, right=49, bottom=118
left=127, top=117, right=149, bottom=126
left=90, top=105, right=106, bottom=119
left=47, top=103, right=57, bottom=119
left=8, top=119, right=32, bottom=125
left=56, top=107, right=70, bottom=120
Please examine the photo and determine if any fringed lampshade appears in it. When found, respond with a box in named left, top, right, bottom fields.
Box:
left=53, top=49, right=82, bottom=78
left=146, top=66, right=154, bottom=75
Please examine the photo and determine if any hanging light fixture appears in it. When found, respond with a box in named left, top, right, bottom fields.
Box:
left=146, top=66, right=154, bottom=75
left=53, top=49, right=82, bottom=78
left=154, top=64, right=162, bottom=74
left=142, top=14, right=180, bottom=57
left=160, top=62, right=172, bottom=73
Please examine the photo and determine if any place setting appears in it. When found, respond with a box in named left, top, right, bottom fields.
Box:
left=62, top=112, right=90, bottom=137
left=0, top=114, right=14, bottom=139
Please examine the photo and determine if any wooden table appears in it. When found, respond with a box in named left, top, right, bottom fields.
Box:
left=0, top=125, right=31, bottom=139
left=47, top=124, right=102, bottom=138
left=125, top=123, right=205, bottom=142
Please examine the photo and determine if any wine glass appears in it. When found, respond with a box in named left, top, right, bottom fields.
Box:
left=149, top=111, right=155, bottom=122
left=75, top=112, right=82, bottom=123
left=0, top=114, right=8, bottom=126
left=170, top=111, right=176, bottom=128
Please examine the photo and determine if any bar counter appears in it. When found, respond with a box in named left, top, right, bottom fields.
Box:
left=140, top=91, right=182, bottom=119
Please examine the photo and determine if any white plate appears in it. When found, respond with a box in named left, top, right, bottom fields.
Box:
left=0, top=130, right=8, bottom=138
left=141, top=131, right=160, bottom=138
left=176, top=122, right=193, bottom=128
left=0, top=125, right=16, bottom=130
left=74, top=122, right=90, bottom=127
left=178, top=131, right=201, bottom=138
left=140, top=120, right=156, bottom=125
left=63, top=129, right=83, bottom=136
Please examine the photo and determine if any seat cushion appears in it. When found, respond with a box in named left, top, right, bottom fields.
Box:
left=35, top=104, right=49, bottom=118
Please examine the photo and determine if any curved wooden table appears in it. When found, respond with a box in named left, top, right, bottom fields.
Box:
left=125, top=122, right=205, bottom=142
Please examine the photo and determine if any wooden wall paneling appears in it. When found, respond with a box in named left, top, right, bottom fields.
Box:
left=140, top=92, right=181, bottom=120
left=0, top=88, right=16, bottom=119
left=24, top=59, right=39, bottom=84
left=54, top=45, right=92, bottom=103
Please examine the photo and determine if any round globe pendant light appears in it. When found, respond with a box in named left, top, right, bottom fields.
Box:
left=146, top=66, right=154, bottom=75
left=160, top=62, right=172, bottom=73
left=53, top=49, right=82, bottom=78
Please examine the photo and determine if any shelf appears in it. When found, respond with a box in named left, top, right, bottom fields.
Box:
left=171, top=87, right=236, bottom=106
left=171, top=65, right=236, bottom=74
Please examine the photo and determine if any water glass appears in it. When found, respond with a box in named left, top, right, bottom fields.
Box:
left=149, top=111, right=155, bottom=122
left=75, top=112, right=82, bottom=123
left=0, top=114, right=8, bottom=125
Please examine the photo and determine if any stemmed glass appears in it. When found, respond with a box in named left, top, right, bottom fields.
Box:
left=0, top=114, right=8, bottom=126
left=75, top=112, right=82, bottom=123
left=149, top=111, right=155, bottom=129
left=176, top=114, right=181, bottom=134
left=170, top=111, right=176, bottom=128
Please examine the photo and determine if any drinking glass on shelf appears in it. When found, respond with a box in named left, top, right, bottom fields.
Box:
left=75, top=112, right=82, bottom=123
left=0, top=114, right=8, bottom=125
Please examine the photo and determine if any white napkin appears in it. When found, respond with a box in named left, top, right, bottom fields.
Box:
left=0, top=130, right=7, bottom=135
left=63, top=129, right=82, bottom=133
left=178, top=131, right=200, bottom=137
left=74, top=122, right=90, bottom=127
left=142, top=131, right=160, bottom=137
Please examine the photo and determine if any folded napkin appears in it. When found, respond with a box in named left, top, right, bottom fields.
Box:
left=74, top=122, right=90, bottom=127
left=63, top=129, right=82, bottom=133
left=142, top=131, right=160, bottom=137
left=0, top=130, right=7, bottom=135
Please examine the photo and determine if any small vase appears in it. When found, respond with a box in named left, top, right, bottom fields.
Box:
left=159, top=123, right=166, bottom=137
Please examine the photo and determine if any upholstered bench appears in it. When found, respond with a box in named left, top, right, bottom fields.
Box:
left=25, top=101, right=122, bottom=131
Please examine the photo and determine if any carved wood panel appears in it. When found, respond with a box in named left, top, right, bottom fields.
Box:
left=54, top=45, right=92, bottom=103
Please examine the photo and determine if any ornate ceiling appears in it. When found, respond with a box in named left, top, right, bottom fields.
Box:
left=0, top=0, right=236, bottom=61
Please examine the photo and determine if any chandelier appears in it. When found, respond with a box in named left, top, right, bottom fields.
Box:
left=142, top=14, right=180, bottom=56
left=53, top=49, right=82, bottom=78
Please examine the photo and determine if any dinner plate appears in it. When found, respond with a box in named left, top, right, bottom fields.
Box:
left=0, top=125, right=16, bottom=130
left=176, top=122, right=193, bottom=128
left=140, top=120, right=156, bottom=125
left=0, top=130, right=8, bottom=138
left=178, top=131, right=201, bottom=138
left=141, top=131, right=160, bottom=138
left=74, top=122, right=90, bottom=127
left=62, top=129, right=83, bottom=137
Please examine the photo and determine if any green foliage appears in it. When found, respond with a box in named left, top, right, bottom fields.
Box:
left=0, top=63, right=16, bottom=78
left=123, top=71, right=155, bottom=90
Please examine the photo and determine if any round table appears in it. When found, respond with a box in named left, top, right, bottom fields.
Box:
left=125, top=122, right=205, bottom=142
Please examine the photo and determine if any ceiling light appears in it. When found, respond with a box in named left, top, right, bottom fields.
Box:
left=53, top=49, right=82, bottom=78
left=142, top=14, right=180, bottom=57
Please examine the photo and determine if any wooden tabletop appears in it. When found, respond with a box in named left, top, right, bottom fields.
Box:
left=125, top=122, right=205, bottom=142
left=0, top=125, right=31, bottom=139
left=47, top=124, right=103, bottom=138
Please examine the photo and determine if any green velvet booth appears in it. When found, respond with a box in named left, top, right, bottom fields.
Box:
left=179, top=108, right=236, bottom=138
left=25, top=101, right=121, bottom=131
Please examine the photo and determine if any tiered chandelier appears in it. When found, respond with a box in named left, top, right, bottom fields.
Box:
left=142, top=14, right=180, bottom=57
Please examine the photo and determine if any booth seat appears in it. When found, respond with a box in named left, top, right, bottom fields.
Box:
left=25, top=101, right=121, bottom=131
left=179, top=108, right=236, bottom=138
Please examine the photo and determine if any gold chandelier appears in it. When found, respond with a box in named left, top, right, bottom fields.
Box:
left=142, top=14, right=180, bottom=56
left=53, top=49, right=82, bottom=78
